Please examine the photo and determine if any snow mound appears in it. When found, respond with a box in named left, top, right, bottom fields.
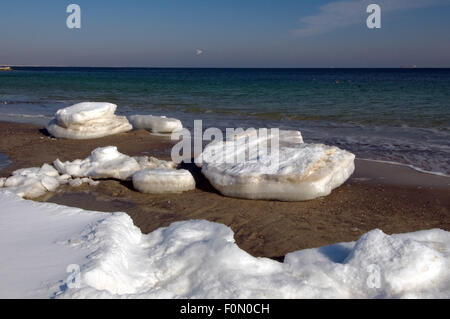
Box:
left=46, top=102, right=132, bottom=139
left=54, top=146, right=175, bottom=181
left=346, top=229, right=445, bottom=294
left=285, top=229, right=449, bottom=298
left=0, top=177, right=5, bottom=188
left=132, top=168, right=195, bottom=194
left=197, top=130, right=355, bottom=201
left=1, top=192, right=449, bottom=299
left=129, top=115, right=183, bottom=133
left=61, top=216, right=449, bottom=299
left=2, top=164, right=66, bottom=199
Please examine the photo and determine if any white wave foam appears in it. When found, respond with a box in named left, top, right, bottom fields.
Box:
left=0, top=113, right=53, bottom=119
left=358, top=158, right=450, bottom=178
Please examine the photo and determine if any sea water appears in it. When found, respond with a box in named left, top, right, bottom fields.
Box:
left=0, top=67, right=449, bottom=175
left=0, top=152, right=11, bottom=171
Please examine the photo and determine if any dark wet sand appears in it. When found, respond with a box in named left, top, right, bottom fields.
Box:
left=1, top=121, right=449, bottom=259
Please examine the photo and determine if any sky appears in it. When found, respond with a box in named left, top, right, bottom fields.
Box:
left=1, top=0, right=450, bottom=67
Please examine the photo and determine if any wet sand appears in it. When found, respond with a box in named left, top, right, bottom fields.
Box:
left=0, top=121, right=449, bottom=259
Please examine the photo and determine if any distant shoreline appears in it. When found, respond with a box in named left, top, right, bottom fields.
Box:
left=4, top=66, right=450, bottom=70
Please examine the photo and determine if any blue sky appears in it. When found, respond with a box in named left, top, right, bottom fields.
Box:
left=1, top=0, right=450, bottom=67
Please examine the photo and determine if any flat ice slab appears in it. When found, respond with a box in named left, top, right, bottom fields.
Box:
left=129, top=115, right=183, bottom=133
left=55, top=102, right=117, bottom=128
left=46, top=102, right=132, bottom=139
left=133, top=168, right=195, bottom=194
left=1, top=191, right=449, bottom=299
left=197, top=129, right=355, bottom=201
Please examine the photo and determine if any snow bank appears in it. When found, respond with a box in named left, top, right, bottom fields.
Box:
left=46, top=102, right=132, bottom=139
left=132, top=168, right=195, bottom=194
left=0, top=191, right=106, bottom=298
left=129, top=115, right=183, bottom=133
left=198, top=130, right=355, bottom=201
left=54, top=146, right=176, bottom=181
left=285, top=229, right=449, bottom=298
left=2, top=164, right=67, bottom=199
left=0, top=177, right=5, bottom=188
left=0, top=191, right=449, bottom=299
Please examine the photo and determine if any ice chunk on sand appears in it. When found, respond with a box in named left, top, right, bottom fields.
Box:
left=46, top=102, right=132, bottom=139
left=46, top=117, right=132, bottom=140
left=55, top=102, right=117, bottom=128
left=197, top=131, right=355, bottom=201
left=1, top=191, right=449, bottom=299
left=2, top=163, right=63, bottom=198
left=56, top=174, right=72, bottom=184
left=132, top=168, right=195, bottom=194
left=54, top=146, right=176, bottom=181
left=197, top=129, right=304, bottom=169
left=54, top=146, right=141, bottom=180
left=41, top=175, right=60, bottom=192
left=69, top=178, right=100, bottom=188
left=133, top=156, right=177, bottom=170
left=129, top=115, right=183, bottom=133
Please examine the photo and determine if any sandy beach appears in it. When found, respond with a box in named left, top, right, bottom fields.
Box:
left=0, top=120, right=449, bottom=260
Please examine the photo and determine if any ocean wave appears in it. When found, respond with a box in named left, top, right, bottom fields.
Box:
left=0, top=100, right=44, bottom=105
left=1, top=101, right=449, bottom=176
left=0, top=113, right=53, bottom=119
left=357, top=158, right=450, bottom=178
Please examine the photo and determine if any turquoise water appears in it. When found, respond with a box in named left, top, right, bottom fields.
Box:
left=0, top=67, right=449, bottom=175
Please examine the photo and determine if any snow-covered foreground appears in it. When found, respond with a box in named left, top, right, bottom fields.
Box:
left=0, top=190, right=449, bottom=299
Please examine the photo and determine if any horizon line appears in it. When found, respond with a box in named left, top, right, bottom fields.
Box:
left=2, top=65, right=450, bottom=69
